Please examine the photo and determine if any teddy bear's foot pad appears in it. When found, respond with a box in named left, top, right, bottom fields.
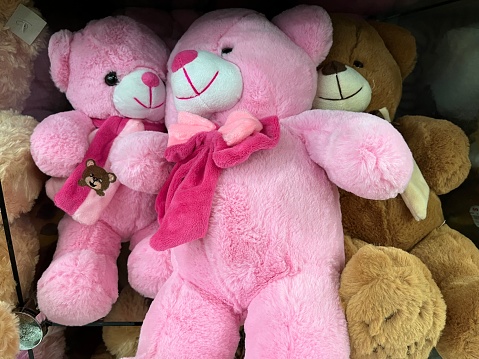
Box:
left=340, top=245, right=446, bottom=358
left=36, top=250, right=118, bottom=326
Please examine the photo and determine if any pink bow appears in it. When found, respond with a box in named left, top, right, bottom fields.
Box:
left=167, top=110, right=263, bottom=147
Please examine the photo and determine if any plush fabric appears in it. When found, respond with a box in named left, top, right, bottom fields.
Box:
left=115, top=5, right=414, bottom=359
left=30, top=16, right=173, bottom=326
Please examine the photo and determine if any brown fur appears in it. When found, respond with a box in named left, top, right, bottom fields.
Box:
left=102, top=285, right=150, bottom=358
left=318, top=14, right=479, bottom=359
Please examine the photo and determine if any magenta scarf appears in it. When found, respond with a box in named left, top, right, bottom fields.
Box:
left=54, top=116, right=165, bottom=225
left=150, top=116, right=280, bottom=251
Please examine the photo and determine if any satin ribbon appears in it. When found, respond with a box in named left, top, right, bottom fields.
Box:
left=167, top=110, right=264, bottom=147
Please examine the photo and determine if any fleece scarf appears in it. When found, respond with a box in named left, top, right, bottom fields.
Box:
left=150, top=112, right=280, bottom=251
left=54, top=116, right=165, bottom=226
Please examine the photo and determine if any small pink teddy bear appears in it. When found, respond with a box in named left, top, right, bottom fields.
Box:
left=30, top=16, right=173, bottom=326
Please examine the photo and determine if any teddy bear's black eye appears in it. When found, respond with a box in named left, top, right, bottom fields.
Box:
left=221, top=47, right=233, bottom=55
left=353, top=60, right=364, bottom=68
left=104, top=72, right=119, bottom=86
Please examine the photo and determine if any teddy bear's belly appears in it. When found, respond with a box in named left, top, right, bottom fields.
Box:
left=173, top=133, right=346, bottom=309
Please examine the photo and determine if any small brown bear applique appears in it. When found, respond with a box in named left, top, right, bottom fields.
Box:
left=78, top=159, right=117, bottom=196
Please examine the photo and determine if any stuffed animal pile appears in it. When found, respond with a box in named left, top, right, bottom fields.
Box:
left=29, top=15, right=174, bottom=327
left=104, top=5, right=416, bottom=358
left=11, top=2, right=477, bottom=359
left=315, top=13, right=479, bottom=359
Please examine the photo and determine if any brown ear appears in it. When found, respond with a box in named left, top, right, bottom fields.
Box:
left=368, top=21, right=417, bottom=80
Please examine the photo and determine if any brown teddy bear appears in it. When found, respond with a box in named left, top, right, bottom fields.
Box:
left=315, top=13, right=478, bottom=359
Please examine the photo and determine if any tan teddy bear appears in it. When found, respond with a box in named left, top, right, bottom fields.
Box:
left=315, top=13, right=478, bottom=359
left=0, top=112, right=44, bottom=359
left=0, top=1, right=68, bottom=358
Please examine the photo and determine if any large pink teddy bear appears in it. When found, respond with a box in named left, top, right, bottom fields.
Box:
left=117, top=5, right=414, bottom=359
left=29, top=16, right=173, bottom=326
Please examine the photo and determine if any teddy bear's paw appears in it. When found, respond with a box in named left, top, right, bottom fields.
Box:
left=0, top=301, right=20, bottom=359
left=435, top=277, right=479, bottom=359
left=127, top=240, right=173, bottom=298
left=109, top=131, right=170, bottom=194
left=340, top=245, right=446, bottom=359
left=37, top=250, right=119, bottom=326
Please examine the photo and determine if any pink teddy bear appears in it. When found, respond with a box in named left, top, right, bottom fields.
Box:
left=117, top=5, right=414, bottom=359
left=30, top=16, right=173, bottom=326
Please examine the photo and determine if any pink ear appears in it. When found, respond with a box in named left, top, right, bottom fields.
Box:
left=272, top=5, right=333, bottom=66
left=48, top=29, right=73, bottom=93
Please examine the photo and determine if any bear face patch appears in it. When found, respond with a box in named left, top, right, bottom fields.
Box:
left=78, top=159, right=117, bottom=196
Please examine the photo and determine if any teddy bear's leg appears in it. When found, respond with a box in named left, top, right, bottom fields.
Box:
left=243, top=268, right=349, bottom=359
left=0, top=301, right=20, bottom=359
left=341, top=244, right=446, bottom=359
left=37, top=215, right=121, bottom=326
left=411, top=224, right=479, bottom=359
left=125, top=273, right=241, bottom=359
left=127, top=235, right=172, bottom=299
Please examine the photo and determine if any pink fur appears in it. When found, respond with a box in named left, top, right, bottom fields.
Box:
left=124, top=5, right=413, bottom=358
left=30, top=111, right=95, bottom=177
left=285, top=109, right=412, bottom=199
left=31, top=16, right=173, bottom=326
left=109, top=131, right=171, bottom=194
left=48, top=30, right=73, bottom=93
left=127, top=236, right=173, bottom=299
left=272, top=5, right=333, bottom=65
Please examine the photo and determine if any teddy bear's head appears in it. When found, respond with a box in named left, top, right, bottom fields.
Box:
left=314, top=13, right=417, bottom=119
left=0, top=0, right=48, bottom=112
left=48, top=15, right=170, bottom=122
left=164, top=5, right=333, bottom=126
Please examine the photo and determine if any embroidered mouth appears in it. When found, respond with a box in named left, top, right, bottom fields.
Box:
left=319, top=87, right=363, bottom=101
left=176, top=68, right=219, bottom=100
left=134, top=98, right=165, bottom=109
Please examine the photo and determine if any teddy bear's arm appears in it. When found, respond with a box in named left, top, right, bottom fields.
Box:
left=30, top=110, right=95, bottom=177
left=285, top=109, right=413, bottom=200
left=396, top=115, right=471, bottom=195
left=109, top=131, right=172, bottom=194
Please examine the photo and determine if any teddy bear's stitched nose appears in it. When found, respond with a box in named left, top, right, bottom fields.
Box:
left=171, top=50, right=198, bottom=72
left=142, top=72, right=160, bottom=88
left=321, top=61, right=347, bottom=75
